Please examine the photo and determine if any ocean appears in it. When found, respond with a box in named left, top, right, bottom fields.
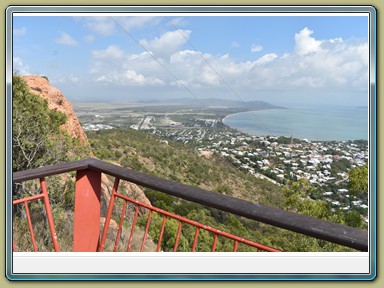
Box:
left=223, top=105, right=369, bottom=141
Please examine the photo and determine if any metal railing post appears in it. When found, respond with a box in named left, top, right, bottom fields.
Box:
left=73, top=169, right=101, bottom=252
left=12, top=158, right=369, bottom=252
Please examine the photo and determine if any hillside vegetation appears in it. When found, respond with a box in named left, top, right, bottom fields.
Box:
left=87, top=128, right=360, bottom=251
left=12, top=76, right=91, bottom=251
left=88, top=128, right=284, bottom=205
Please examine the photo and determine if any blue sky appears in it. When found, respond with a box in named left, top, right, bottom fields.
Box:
left=12, top=14, right=369, bottom=105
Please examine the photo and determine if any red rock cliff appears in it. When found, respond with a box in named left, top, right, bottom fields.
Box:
left=21, top=75, right=151, bottom=212
left=21, top=76, right=89, bottom=144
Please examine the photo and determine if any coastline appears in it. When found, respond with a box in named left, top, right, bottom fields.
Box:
left=221, top=108, right=286, bottom=139
left=221, top=106, right=368, bottom=142
left=222, top=108, right=283, bottom=124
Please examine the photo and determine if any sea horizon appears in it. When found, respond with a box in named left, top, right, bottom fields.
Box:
left=223, top=104, right=369, bottom=142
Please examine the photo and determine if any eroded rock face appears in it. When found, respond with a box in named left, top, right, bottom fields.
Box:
left=21, top=76, right=88, bottom=143
left=21, top=76, right=151, bottom=216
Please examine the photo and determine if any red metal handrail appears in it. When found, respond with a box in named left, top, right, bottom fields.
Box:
left=98, top=177, right=280, bottom=252
left=12, top=158, right=368, bottom=252
left=13, top=162, right=280, bottom=252
left=13, top=177, right=59, bottom=252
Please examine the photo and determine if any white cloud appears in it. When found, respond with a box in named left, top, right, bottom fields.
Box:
left=77, top=16, right=161, bottom=37
left=118, top=16, right=161, bottom=31
left=291, top=76, right=326, bottom=88
left=14, top=27, right=27, bottom=37
left=94, top=69, right=150, bottom=87
left=92, top=45, right=125, bottom=59
left=13, top=57, right=31, bottom=75
left=55, top=32, right=78, bottom=46
left=90, top=46, right=165, bottom=87
left=255, top=53, right=277, bottom=64
left=201, top=66, right=221, bottom=86
left=139, top=30, right=191, bottom=60
left=251, top=44, right=263, bottom=53
left=52, top=74, right=81, bottom=84
left=86, top=27, right=368, bottom=99
left=123, top=70, right=146, bottom=85
left=329, top=37, right=343, bottom=44
left=167, top=17, right=187, bottom=27
left=80, top=16, right=116, bottom=36
left=94, top=68, right=165, bottom=87
left=295, top=27, right=323, bottom=55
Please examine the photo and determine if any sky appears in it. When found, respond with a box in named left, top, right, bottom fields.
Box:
left=12, top=14, right=370, bottom=106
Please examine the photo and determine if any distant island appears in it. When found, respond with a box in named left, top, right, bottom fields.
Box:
left=137, top=97, right=284, bottom=110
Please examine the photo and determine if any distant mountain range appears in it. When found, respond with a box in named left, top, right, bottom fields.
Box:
left=138, top=97, right=284, bottom=109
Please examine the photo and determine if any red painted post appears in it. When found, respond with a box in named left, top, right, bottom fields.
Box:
left=113, top=200, right=127, bottom=252
left=191, top=227, right=200, bottom=252
left=99, top=178, right=119, bottom=252
left=173, top=221, right=183, bottom=252
left=156, top=215, right=167, bottom=252
left=24, top=201, right=38, bottom=252
left=233, top=240, right=239, bottom=252
left=212, top=234, right=218, bottom=252
left=140, top=210, right=152, bottom=252
left=40, top=178, right=60, bottom=252
left=73, top=169, right=101, bottom=252
left=126, top=206, right=139, bottom=252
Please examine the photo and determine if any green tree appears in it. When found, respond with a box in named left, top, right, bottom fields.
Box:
left=12, top=76, right=88, bottom=172
left=283, top=178, right=315, bottom=211
left=348, top=164, right=368, bottom=196
left=12, top=76, right=92, bottom=251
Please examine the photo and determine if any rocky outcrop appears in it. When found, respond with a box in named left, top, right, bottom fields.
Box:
left=21, top=76, right=89, bottom=144
left=21, top=76, right=151, bottom=217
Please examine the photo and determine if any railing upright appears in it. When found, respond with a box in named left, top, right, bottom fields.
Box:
left=40, top=177, right=60, bottom=252
left=72, top=169, right=101, bottom=252
left=12, top=158, right=369, bottom=252
left=98, top=178, right=120, bottom=252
